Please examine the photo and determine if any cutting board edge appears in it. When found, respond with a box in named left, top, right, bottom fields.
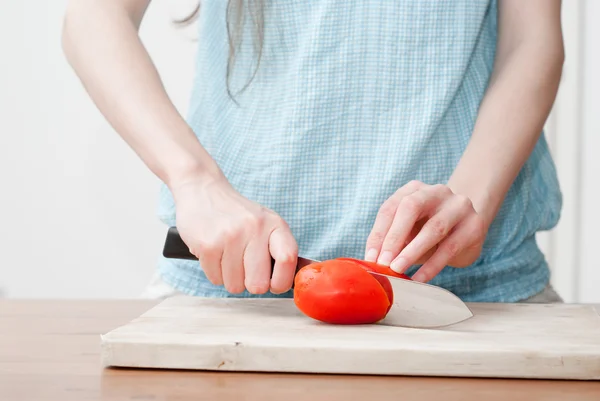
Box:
left=99, top=337, right=600, bottom=381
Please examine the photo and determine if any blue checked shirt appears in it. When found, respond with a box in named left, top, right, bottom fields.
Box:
left=155, top=0, right=562, bottom=302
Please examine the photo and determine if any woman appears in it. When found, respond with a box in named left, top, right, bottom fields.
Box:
left=62, top=0, right=565, bottom=303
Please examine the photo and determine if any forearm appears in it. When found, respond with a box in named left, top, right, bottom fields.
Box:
left=448, top=1, right=564, bottom=229
left=61, top=0, right=222, bottom=189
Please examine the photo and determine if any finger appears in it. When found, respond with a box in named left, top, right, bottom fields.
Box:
left=377, top=185, right=448, bottom=266
left=183, top=231, right=224, bottom=286
left=220, top=232, right=246, bottom=294
left=243, top=236, right=272, bottom=294
left=269, top=224, right=298, bottom=294
left=411, top=213, right=484, bottom=282
left=389, top=193, right=473, bottom=274
left=364, top=180, right=424, bottom=262
left=193, top=245, right=224, bottom=286
left=408, top=219, right=436, bottom=265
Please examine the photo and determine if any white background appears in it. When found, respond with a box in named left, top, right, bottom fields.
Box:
left=0, top=1, right=598, bottom=302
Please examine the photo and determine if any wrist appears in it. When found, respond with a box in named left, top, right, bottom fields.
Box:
left=165, top=157, right=224, bottom=192
left=446, top=174, right=502, bottom=231
left=160, top=140, right=225, bottom=193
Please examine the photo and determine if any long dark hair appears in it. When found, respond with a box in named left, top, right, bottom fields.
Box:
left=176, top=1, right=265, bottom=102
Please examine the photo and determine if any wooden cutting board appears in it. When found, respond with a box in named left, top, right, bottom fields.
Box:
left=100, top=296, right=600, bottom=380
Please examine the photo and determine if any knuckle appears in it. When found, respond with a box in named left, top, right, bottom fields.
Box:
left=432, top=184, right=451, bottom=195
left=206, top=238, right=225, bottom=253
left=429, top=218, right=448, bottom=237
left=457, top=194, right=473, bottom=210
left=244, top=212, right=265, bottom=230
left=378, top=201, right=397, bottom=219
left=278, top=250, right=298, bottom=264
left=383, top=233, right=402, bottom=248
left=191, top=240, right=218, bottom=257
left=367, top=232, right=385, bottom=246
left=400, top=195, right=423, bottom=215
left=274, top=216, right=292, bottom=232
left=444, top=240, right=461, bottom=258
left=406, top=180, right=423, bottom=190
left=221, top=227, right=243, bottom=243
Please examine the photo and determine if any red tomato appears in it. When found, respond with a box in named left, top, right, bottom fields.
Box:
left=333, top=258, right=412, bottom=313
left=335, top=258, right=412, bottom=280
left=293, top=260, right=391, bottom=325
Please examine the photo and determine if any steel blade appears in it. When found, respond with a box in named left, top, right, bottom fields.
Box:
left=368, top=271, right=473, bottom=328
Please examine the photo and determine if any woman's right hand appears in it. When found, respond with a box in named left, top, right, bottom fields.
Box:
left=171, top=176, right=299, bottom=295
left=61, top=0, right=298, bottom=294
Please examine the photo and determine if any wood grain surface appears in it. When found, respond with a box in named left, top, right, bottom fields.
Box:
left=1, top=300, right=600, bottom=401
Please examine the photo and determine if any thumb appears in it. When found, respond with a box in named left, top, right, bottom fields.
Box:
left=268, top=223, right=298, bottom=294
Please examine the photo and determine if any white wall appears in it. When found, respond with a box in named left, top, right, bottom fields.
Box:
left=536, top=0, right=600, bottom=304
left=577, top=0, right=600, bottom=303
left=0, top=1, right=598, bottom=301
left=0, top=0, right=196, bottom=298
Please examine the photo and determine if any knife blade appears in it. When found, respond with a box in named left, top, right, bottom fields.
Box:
left=368, top=271, right=473, bottom=328
left=162, top=226, right=473, bottom=328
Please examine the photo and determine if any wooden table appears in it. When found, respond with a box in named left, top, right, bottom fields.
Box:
left=1, top=300, right=599, bottom=401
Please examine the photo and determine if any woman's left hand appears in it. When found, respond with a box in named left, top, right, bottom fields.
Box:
left=364, top=180, right=487, bottom=282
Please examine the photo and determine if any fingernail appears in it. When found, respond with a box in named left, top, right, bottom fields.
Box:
left=390, top=256, right=408, bottom=273
left=365, top=248, right=378, bottom=262
left=377, top=251, right=394, bottom=266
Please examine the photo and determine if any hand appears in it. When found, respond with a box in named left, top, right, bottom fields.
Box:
left=171, top=175, right=298, bottom=294
left=364, top=181, right=486, bottom=282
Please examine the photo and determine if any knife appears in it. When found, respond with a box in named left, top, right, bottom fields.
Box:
left=162, top=227, right=473, bottom=328
left=161, top=226, right=316, bottom=272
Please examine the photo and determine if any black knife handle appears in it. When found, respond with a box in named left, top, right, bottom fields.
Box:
left=162, top=226, right=196, bottom=260
left=162, top=226, right=277, bottom=271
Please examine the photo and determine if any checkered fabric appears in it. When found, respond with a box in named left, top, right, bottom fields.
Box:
left=155, top=0, right=562, bottom=302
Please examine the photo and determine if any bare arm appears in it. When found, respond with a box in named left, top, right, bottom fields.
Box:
left=447, top=0, right=564, bottom=229
left=61, top=0, right=298, bottom=294
left=61, top=0, right=222, bottom=189
left=365, top=0, right=564, bottom=282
